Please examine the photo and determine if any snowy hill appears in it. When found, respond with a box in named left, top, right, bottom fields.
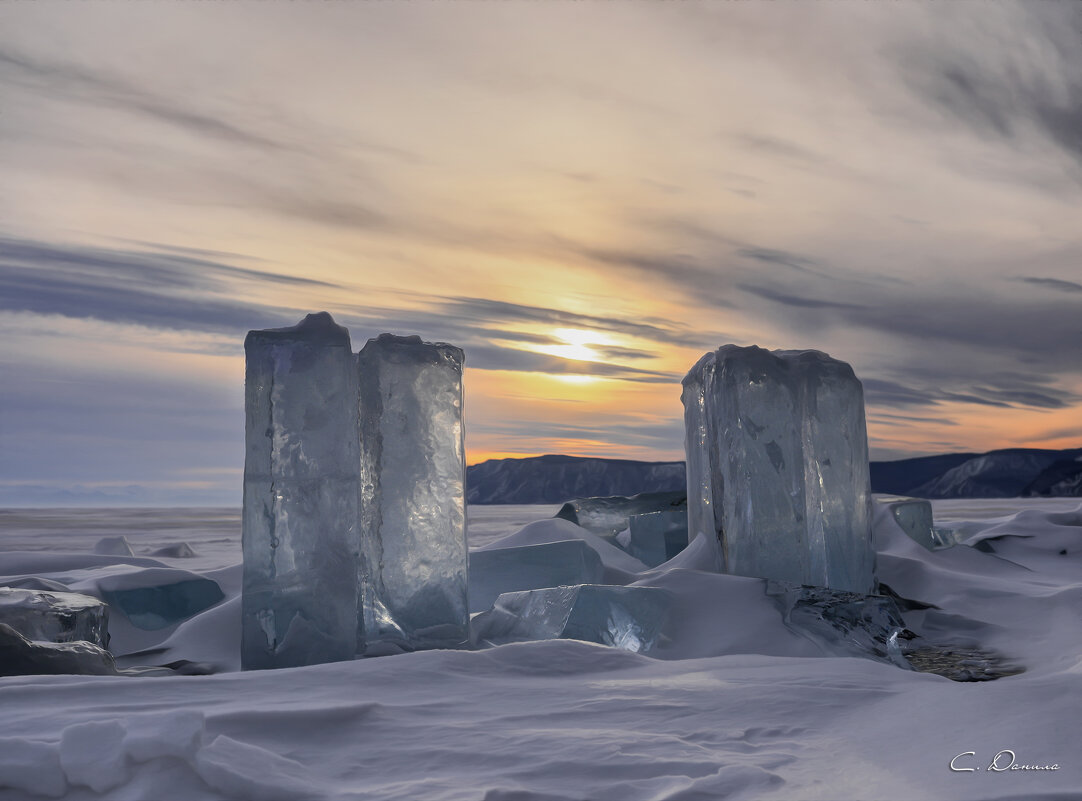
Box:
left=467, top=448, right=1082, bottom=503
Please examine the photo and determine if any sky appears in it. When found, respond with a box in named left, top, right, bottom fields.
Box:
left=2, top=2, right=1081, bottom=505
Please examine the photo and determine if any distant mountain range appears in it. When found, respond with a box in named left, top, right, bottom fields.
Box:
left=466, top=448, right=1082, bottom=505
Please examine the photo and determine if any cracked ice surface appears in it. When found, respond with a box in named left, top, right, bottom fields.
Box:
left=357, top=334, right=468, bottom=653
left=242, top=313, right=360, bottom=669
left=683, top=346, right=875, bottom=593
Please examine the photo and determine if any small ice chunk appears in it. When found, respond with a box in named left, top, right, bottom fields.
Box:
left=243, top=312, right=360, bottom=669
left=94, top=536, right=134, bottom=556
left=930, top=527, right=956, bottom=548
left=626, top=510, right=689, bottom=567
left=683, top=346, right=876, bottom=593
left=0, top=587, right=109, bottom=647
left=468, top=540, right=604, bottom=613
left=357, top=334, right=468, bottom=653
left=60, top=720, right=129, bottom=793
left=766, top=582, right=910, bottom=667
left=0, top=738, right=67, bottom=798
left=555, top=491, right=687, bottom=539
left=471, top=585, right=671, bottom=654
left=0, top=623, right=118, bottom=676
left=874, top=495, right=953, bottom=551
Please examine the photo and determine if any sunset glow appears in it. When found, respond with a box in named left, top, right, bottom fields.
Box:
left=2, top=2, right=1081, bottom=504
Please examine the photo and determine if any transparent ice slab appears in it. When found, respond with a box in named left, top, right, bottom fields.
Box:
left=468, top=540, right=603, bottom=614
left=471, top=585, right=671, bottom=654
left=357, top=334, right=468, bottom=653
left=242, top=312, right=360, bottom=669
left=555, top=491, right=687, bottom=539
left=683, top=346, right=875, bottom=593
left=626, top=510, right=689, bottom=567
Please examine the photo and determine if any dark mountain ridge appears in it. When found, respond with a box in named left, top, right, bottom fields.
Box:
left=466, top=448, right=1082, bottom=505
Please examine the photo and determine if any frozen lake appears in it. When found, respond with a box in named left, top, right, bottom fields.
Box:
left=1, top=499, right=1080, bottom=800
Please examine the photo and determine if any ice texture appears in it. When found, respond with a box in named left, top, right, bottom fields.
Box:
left=471, top=585, right=671, bottom=653
left=875, top=496, right=939, bottom=550
left=468, top=540, right=604, bottom=613
left=0, top=587, right=109, bottom=647
left=555, top=491, right=686, bottom=538
left=682, top=346, right=876, bottom=594
left=242, top=312, right=360, bottom=669
left=99, top=573, right=224, bottom=630
left=626, top=510, right=689, bottom=567
left=765, top=582, right=910, bottom=667
left=357, top=334, right=468, bottom=653
left=0, top=623, right=118, bottom=676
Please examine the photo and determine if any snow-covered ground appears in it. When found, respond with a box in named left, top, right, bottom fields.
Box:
left=0, top=501, right=1079, bottom=800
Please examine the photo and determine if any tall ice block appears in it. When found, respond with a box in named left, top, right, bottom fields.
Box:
left=242, top=313, right=360, bottom=669
left=357, top=334, right=468, bottom=652
left=682, top=346, right=875, bottom=594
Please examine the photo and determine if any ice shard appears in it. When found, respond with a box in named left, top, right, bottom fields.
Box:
left=682, top=346, right=875, bottom=594
left=0, top=588, right=109, bottom=647
left=555, top=491, right=687, bottom=539
left=468, top=540, right=604, bottom=614
left=470, top=585, right=671, bottom=654
left=874, top=496, right=940, bottom=550
left=357, top=334, right=468, bottom=653
left=242, top=313, right=360, bottom=670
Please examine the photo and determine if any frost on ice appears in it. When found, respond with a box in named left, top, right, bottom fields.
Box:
left=242, top=313, right=360, bottom=669
left=0, top=587, right=109, bottom=647
left=683, top=346, right=876, bottom=594
left=357, top=334, right=468, bottom=653
left=471, top=585, right=671, bottom=653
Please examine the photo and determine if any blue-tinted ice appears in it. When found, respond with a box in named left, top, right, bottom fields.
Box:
left=471, top=585, right=671, bottom=654
left=242, top=313, right=360, bottom=669
left=357, top=334, right=468, bottom=653
left=468, top=540, right=603, bottom=614
left=625, top=510, right=689, bottom=567
left=555, top=491, right=686, bottom=539
left=875, top=496, right=947, bottom=550
left=683, top=346, right=876, bottom=593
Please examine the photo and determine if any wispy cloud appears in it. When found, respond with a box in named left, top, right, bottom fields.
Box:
left=1018, top=276, right=1082, bottom=293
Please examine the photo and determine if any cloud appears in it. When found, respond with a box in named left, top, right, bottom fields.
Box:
left=0, top=48, right=292, bottom=152
left=897, top=4, right=1082, bottom=169
left=736, top=247, right=823, bottom=275
left=737, top=283, right=864, bottom=311
left=463, top=345, right=679, bottom=384
left=1, top=234, right=688, bottom=386
left=0, top=235, right=324, bottom=334
left=1018, top=277, right=1082, bottom=293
